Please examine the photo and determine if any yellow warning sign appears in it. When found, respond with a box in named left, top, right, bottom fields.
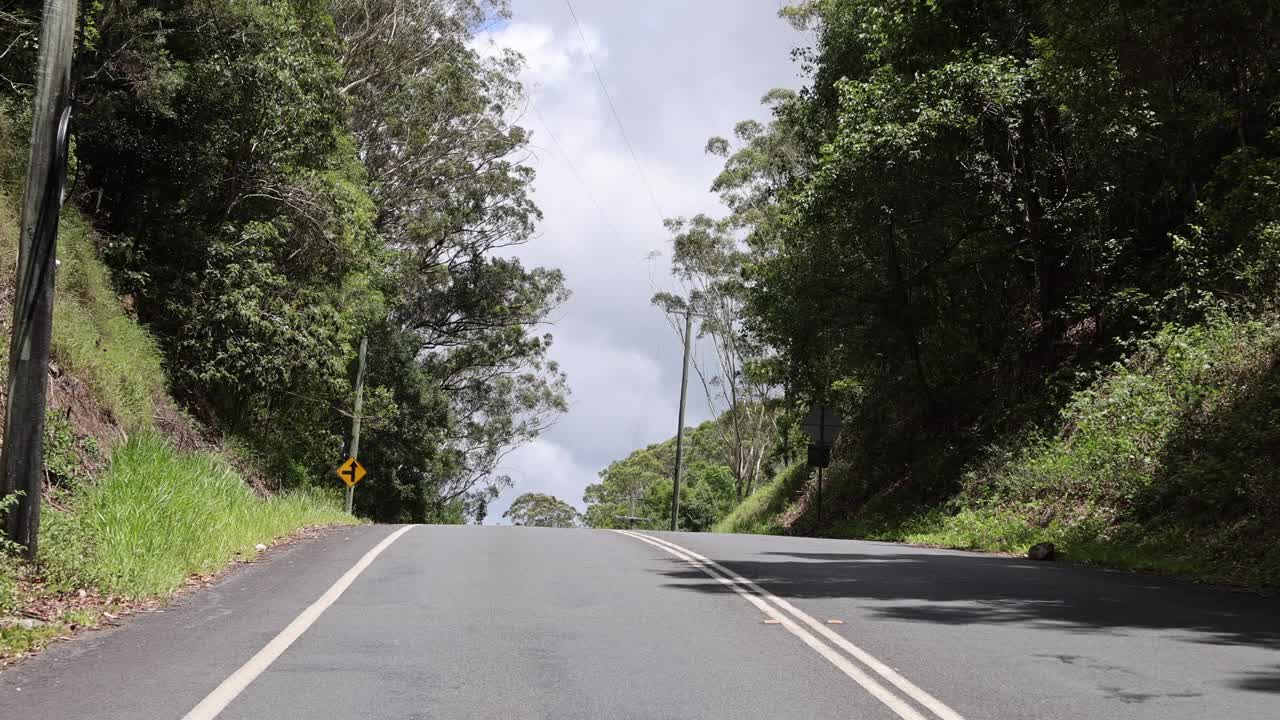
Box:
left=336, top=457, right=366, bottom=487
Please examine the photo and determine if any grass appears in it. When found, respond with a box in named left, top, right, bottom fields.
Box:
left=2, top=435, right=354, bottom=660
left=42, top=433, right=354, bottom=597
left=50, top=212, right=168, bottom=430
left=0, top=107, right=356, bottom=664
left=704, top=314, right=1280, bottom=589
left=817, top=313, right=1280, bottom=588
left=0, top=620, right=65, bottom=660
left=0, top=600, right=128, bottom=662
left=713, top=462, right=809, bottom=535
left=830, top=508, right=1272, bottom=585
left=1, top=197, right=166, bottom=435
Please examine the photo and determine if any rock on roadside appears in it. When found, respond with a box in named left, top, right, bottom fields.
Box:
left=1027, top=542, right=1056, bottom=561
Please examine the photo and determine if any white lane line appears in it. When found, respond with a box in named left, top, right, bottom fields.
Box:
left=182, top=525, right=418, bottom=720
left=632, top=531, right=965, bottom=720
left=614, top=530, right=931, bottom=720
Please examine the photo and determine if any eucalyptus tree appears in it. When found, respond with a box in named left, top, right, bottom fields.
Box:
left=333, top=0, right=569, bottom=520
left=504, top=492, right=579, bottom=528
left=651, top=90, right=808, bottom=501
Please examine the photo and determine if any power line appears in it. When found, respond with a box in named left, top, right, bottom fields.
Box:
left=563, top=0, right=667, bottom=225
left=485, top=35, right=623, bottom=239
left=529, top=99, right=624, bottom=239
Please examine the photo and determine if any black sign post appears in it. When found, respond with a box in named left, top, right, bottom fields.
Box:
left=802, top=404, right=841, bottom=526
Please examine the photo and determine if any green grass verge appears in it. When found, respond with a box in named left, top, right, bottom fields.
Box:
left=0, top=620, right=65, bottom=660
left=0, top=191, right=167, bottom=431
left=713, top=462, right=809, bottom=535
left=710, top=315, right=1280, bottom=589
left=826, top=313, right=1280, bottom=588
left=832, top=507, right=1277, bottom=586
left=1, top=111, right=356, bottom=662
left=39, top=433, right=354, bottom=598
left=50, top=213, right=168, bottom=429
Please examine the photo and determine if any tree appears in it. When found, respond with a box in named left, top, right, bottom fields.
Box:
left=0, top=0, right=569, bottom=524
left=652, top=92, right=808, bottom=501
left=333, top=0, right=570, bottom=521
left=582, top=418, right=738, bottom=530
left=503, top=493, right=579, bottom=528
left=62, top=0, right=384, bottom=482
left=733, top=0, right=1280, bottom=521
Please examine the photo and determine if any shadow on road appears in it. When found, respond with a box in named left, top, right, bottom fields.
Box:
left=654, top=546, right=1280, bottom=658
left=1233, top=666, right=1280, bottom=693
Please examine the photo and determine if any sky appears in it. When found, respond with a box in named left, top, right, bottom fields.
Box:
left=478, top=1, right=808, bottom=522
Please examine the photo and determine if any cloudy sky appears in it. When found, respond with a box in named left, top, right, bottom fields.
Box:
left=479, top=1, right=808, bottom=522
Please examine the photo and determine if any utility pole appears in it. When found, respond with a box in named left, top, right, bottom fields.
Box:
left=1, top=0, right=78, bottom=559
left=345, top=337, right=367, bottom=515
left=670, top=305, right=693, bottom=532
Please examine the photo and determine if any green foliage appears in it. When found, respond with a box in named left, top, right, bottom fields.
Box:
left=680, top=0, right=1280, bottom=587
left=680, top=464, right=737, bottom=531
left=0, top=0, right=569, bottom=526
left=2, top=161, right=167, bottom=433
left=42, top=409, right=98, bottom=491
left=337, top=0, right=570, bottom=522
left=503, top=492, right=579, bottom=528
left=43, top=434, right=354, bottom=597
left=69, top=0, right=382, bottom=469
left=964, top=316, right=1280, bottom=523
left=0, top=495, right=23, bottom=614
left=0, top=617, right=63, bottom=659
left=713, top=463, right=809, bottom=535
left=583, top=418, right=739, bottom=530
left=824, top=314, right=1280, bottom=586
left=50, top=212, right=168, bottom=430
left=0, top=98, right=25, bottom=194
left=0, top=566, right=14, bottom=616
left=633, top=463, right=738, bottom=533
left=735, top=0, right=1280, bottom=504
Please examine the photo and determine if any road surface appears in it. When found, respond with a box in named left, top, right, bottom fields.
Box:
left=1, top=525, right=1278, bottom=719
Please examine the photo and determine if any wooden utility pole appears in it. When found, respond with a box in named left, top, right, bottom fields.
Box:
left=345, top=337, right=367, bottom=514
left=1, top=0, right=78, bottom=559
left=670, top=306, right=693, bottom=532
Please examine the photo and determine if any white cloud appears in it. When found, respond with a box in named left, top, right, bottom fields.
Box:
left=483, top=0, right=803, bottom=522
left=494, top=438, right=595, bottom=519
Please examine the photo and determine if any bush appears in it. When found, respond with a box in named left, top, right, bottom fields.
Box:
left=0, top=495, right=23, bottom=614
left=968, top=314, right=1280, bottom=525
left=51, top=214, right=168, bottom=430
left=825, top=313, right=1280, bottom=587
left=714, top=462, right=809, bottom=535
left=45, top=434, right=353, bottom=597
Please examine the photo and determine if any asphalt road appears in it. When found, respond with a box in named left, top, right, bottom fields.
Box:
left=2, top=525, right=1278, bottom=719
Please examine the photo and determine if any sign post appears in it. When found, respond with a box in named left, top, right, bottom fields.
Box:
left=801, top=404, right=842, bottom=526
left=343, top=337, right=367, bottom=514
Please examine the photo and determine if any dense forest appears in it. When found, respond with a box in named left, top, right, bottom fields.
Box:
left=586, top=0, right=1280, bottom=585
left=1, top=0, right=565, bottom=525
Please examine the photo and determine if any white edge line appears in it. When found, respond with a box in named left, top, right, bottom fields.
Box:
left=182, top=525, right=418, bottom=720
left=628, top=531, right=966, bottom=720
left=614, top=529, right=931, bottom=720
